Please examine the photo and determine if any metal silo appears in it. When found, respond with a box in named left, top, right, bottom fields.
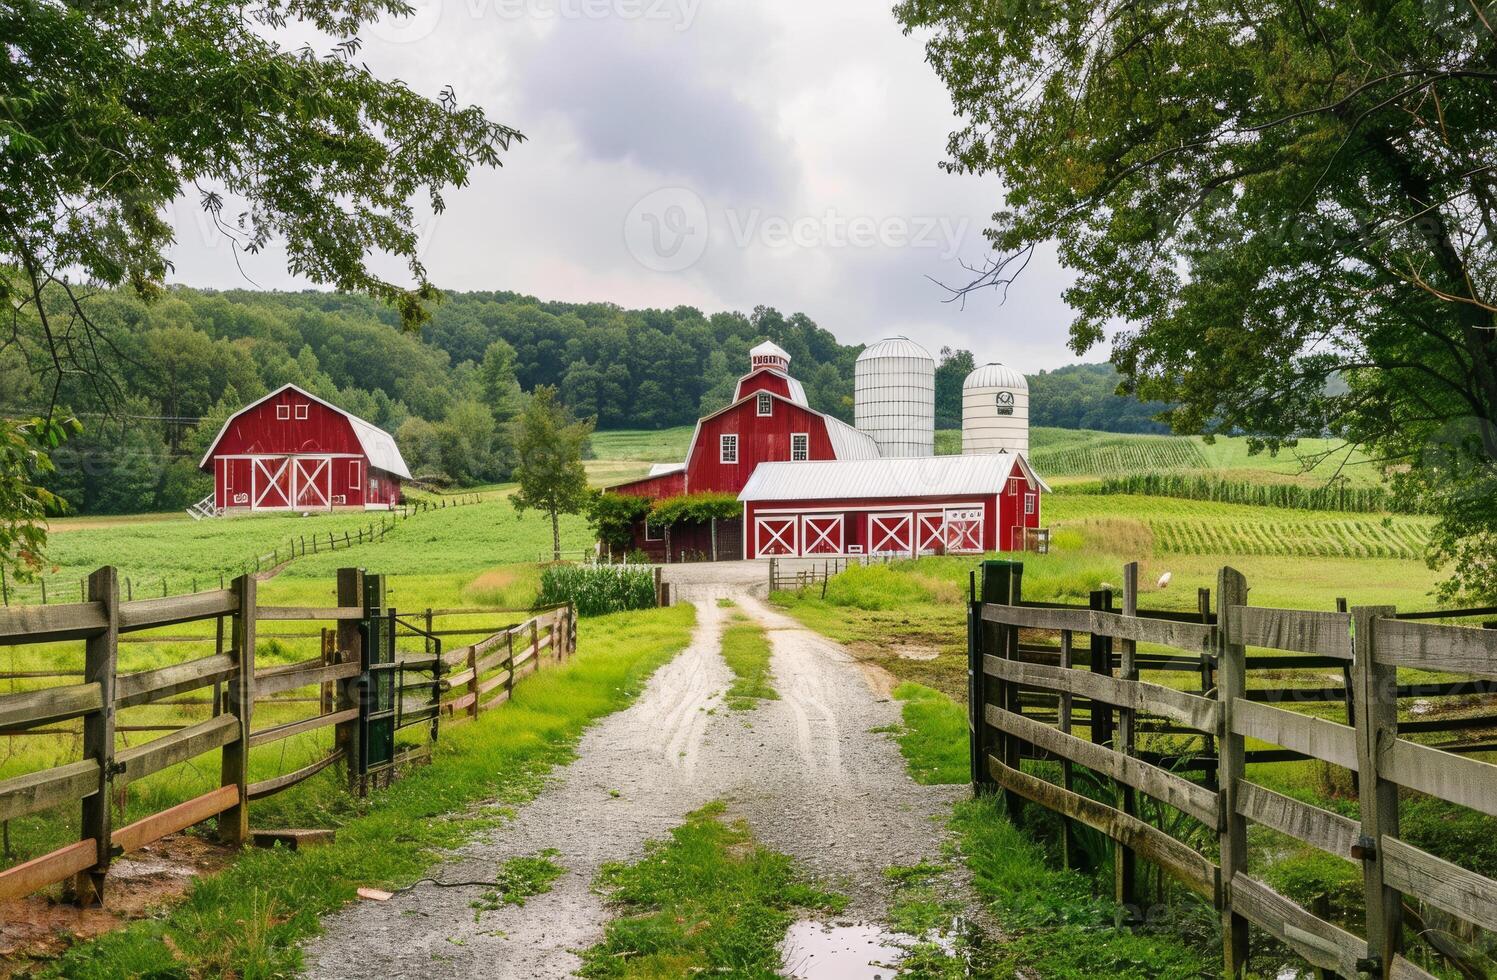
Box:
left=962, top=362, right=1029, bottom=455
left=855, top=337, right=935, bottom=458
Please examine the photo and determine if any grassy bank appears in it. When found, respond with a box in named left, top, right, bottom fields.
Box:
left=719, top=610, right=778, bottom=710
left=42, top=604, right=697, bottom=979
left=578, top=802, right=843, bottom=978
left=881, top=684, right=1216, bottom=979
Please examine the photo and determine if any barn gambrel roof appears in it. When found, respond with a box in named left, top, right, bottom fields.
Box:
left=198, top=383, right=413, bottom=480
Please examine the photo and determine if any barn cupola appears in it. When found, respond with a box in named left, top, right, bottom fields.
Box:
left=748, top=340, right=791, bottom=373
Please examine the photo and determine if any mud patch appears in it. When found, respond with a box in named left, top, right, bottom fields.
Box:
left=895, top=646, right=940, bottom=662
left=0, top=834, right=232, bottom=970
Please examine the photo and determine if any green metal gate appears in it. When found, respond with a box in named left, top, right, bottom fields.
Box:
left=354, top=572, right=443, bottom=793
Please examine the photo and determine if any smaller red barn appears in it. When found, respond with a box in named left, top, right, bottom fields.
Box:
left=197, top=384, right=411, bottom=515
left=738, top=453, right=1048, bottom=559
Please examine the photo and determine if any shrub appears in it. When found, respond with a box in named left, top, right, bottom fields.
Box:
left=648, top=491, right=741, bottom=526
left=821, top=564, right=937, bottom=610
left=587, top=491, right=652, bottom=552
left=538, top=563, right=657, bottom=616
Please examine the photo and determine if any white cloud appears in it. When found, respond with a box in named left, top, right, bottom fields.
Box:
left=164, top=0, right=1095, bottom=370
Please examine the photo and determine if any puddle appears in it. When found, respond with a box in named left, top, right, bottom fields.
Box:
left=781, top=920, right=908, bottom=979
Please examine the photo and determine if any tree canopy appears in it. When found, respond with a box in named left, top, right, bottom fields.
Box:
left=898, top=0, right=1497, bottom=599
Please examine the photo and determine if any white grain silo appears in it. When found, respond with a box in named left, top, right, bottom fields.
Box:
left=962, top=362, right=1029, bottom=455
left=855, top=337, right=935, bottom=458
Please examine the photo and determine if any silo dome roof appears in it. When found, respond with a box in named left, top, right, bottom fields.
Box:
left=857, top=336, right=934, bottom=362
left=964, top=362, right=1028, bottom=390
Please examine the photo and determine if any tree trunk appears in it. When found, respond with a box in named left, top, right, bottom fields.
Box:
left=550, top=508, right=561, bottom=561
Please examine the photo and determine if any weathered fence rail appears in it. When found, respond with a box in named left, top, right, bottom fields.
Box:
left=0, top=565, right=573, bottom=907
left=970, top=559, right=1497, bottom=979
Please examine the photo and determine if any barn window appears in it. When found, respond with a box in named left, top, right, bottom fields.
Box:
left=720, top=434, right=738, bottom=464
left=644, top=519, right=663, bottom=542
left=1025, top=494, right=1036, bottom=516
left=295, top=403, right=309, bottom=420
left=791, top=433, right=808, bottom=461
left=349, top=460, right=362, bottom=488
left=276, top=404, right=290, bottom=420
left=757, top=393, right=772, bottom=416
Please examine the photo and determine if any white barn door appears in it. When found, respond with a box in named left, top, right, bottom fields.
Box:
left=293, top=458, right=332, bottom=510
left=801, top=515, right=843, bottom=555
left=754, top=516, right=798, bottom=557
left=868, top=513, right=913, bottom=557
left=943, top=508, right=984, bottom=554
left=252, top=457, right=292, bottom=509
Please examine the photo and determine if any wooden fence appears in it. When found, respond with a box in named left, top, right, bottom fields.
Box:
left=0, top=565, right=573, bottom=907
left=970, top=559, right=1497, bottom=979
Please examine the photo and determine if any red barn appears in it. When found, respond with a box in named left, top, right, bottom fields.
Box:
left=604, top=341, right=1049, bottom=560
left=196, top=384, right=411, bottom=515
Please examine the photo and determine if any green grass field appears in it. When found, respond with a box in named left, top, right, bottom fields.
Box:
left=589, top=424, right=1387, bottom=490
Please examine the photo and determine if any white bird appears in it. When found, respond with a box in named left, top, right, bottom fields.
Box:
left=1157, top=571, right=1173, bottom=589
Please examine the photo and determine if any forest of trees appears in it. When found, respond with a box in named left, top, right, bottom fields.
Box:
left=0, top=286, right=1166, bottom=514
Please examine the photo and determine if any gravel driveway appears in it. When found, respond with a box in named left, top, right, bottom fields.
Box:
left=300, top=563, right=969, bottom=979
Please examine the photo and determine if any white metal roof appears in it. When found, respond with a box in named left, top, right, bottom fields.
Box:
left=857, top=336, right=935, bottom=363
left=964, top=362, right=1028, bottom=390
left=749, top=339, right=790, bottom=361
left=647, top=462, right=686, bottom=476
left=199, top=383, right=413, bottom=480
left=740, top=453, right=1031, bottom=502
left=824, top=416, right=880, bottom=459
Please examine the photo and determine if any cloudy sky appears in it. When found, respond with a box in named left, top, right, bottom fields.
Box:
left=165, top=0, right=1091, bottom=371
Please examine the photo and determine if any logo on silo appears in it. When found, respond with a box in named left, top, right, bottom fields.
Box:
left=995, top=391, right=1014, bottom=417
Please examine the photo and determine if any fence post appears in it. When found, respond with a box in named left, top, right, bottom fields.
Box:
left=218, top=573, right=256, bottom=847
left=1088, top=588, right=1114, bottom=755
left=967, top=571, right=986, bottom=791
left=1216, top=566, right=1250, bottom=977
left=1115, top=562, right=1140, bottom=911
left=467, top=641, right=480, bottom=720
left=1352, top=605, right=1400, bottom=977
left=531, top=619, right=539, bottom=672
left=74, top=566, right=119, bottom=907
left=654, top=566, right=664, bottom=607
left=1058, top=627, right=1085, bottom=871
left=977, top=560, right=1017, bottom=809
left=505, top=630, right=515, bottom=701
left=1198, top=586, right=1218, bottom=792
left=335, top=567, right=364, bottom=788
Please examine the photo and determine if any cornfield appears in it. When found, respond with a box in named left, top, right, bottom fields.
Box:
left=1085, top=473, right=1425, bottom=514
left=538, top=563, right=657, bottom=617
left=1031, top=436, right=1210, bottom=476
left=1148, top=516, right=1430, bottom=560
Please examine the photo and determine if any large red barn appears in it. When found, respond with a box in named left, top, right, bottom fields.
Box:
left=606, top=341, right=1049, bottom=560
left=197, top=384, right=411, bottom=515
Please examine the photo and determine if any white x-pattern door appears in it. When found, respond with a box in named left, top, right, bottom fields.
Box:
left=294, top=458, right=331, bottom=510
left=755, top=516, right=798, bottom=557
left=943, top=508, right=984, bottom=553
left=868, top=513, right=913, bottom=556
left=253, top=457, right=292, bottom=509
left=801, top=515, right=843, bottom=555
left=916, top=513, right=945, bottom=554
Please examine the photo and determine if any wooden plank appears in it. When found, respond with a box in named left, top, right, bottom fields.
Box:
left=115, top=714, right=240, bottom=786
left=1381, top=737, right=1497, bottom=817
left=1390, top=954, right=1440, bottom=979
left=1235, top=782, right=1359, bottom=862
left=478, top=686, right=511, bottom=712
left=246, top=749, right=345, bottom=801
left=1230, top=699, right=1359, bottom=771
left=441, top=643, right=475, bottom=667
left=0, top=602, right=108, bottom=645
left=0, top=682, right=102, bottom=730
left=0, top=760, right=100, bottom=822
left=111, top=786, right=239, bottom=855
left=254, top=605, right=363, bottom=622
left=1229, top=872, right=1368, bottom=977
left=1381, top=835, right=1497, bottom=933
left=0, top=839, right=97, bottom=903
left=442, top=667, right=476, bottom=689
left=119, top=590, right=237, bottom=632
left=986, top=754, right=1217, bottom=899
left=255, top=660, right=359, bottom=697
left=115, top=654, right=235, bottom=709
left=1376, top=617, right=1497, bottom=680
left=983, top=603, right=1214, bottom=650
left=985, top=705, right=1219, bottom=828
left=984, top=656, right=1220, bottom=732
left=444, top=691, right=477, bottom=714
left=247, top=708, right=358, bottom=748
left=475, top=670, right=512, bottom=698
left=474, top=645, right=514, bottom=677
left=1229, top=606, right=1352, bottom=659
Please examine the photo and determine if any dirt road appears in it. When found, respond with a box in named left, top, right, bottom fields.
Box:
left=301, top=563, right=968, bottom=979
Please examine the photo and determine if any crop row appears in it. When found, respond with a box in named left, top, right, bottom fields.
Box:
left=1086, top=473, right=1425, bottom=514
left=1148, top=517, right=1430, bottom=560
left=1031, top=437, right=1211, bottom=476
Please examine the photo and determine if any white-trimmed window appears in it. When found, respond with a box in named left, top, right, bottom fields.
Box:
left=791, top=432, right=809, bottom=461
left=757, top=393, right=772, bottom=416
left=295, top=403, right=309, bottom=420
left=276, top=404, right=290, bottom=420
left=1025, top=494, right=1036, bottom=516
left=644, top=519, right=663, bottom=542
left=349, top=460, right=362, bottom=489
left=720, top=433, right=738, bottom=464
